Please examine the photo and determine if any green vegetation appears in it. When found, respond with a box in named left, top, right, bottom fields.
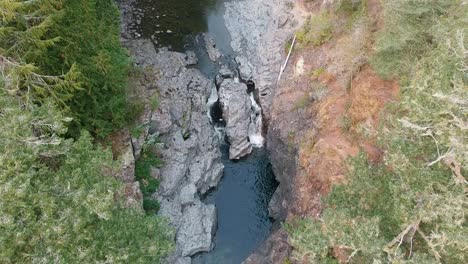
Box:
left=1, top=0, right=132, bottom=138
left=1, top=0, right=174, bottom=262
left=0, top=91, right=174, bottom=262
left=135, top=139, right=163, bottom=215
left=288, top=0, right=467, bottom=263
left=297, top=11, right=333, bottom=47
left=293, top=94, right=312, bottom=111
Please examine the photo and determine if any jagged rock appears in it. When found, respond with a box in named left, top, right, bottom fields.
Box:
left=158, top=131, right=194, bottom=196
left=235, top=56, right=253, bottom=81
left=225, top=0, right=304, bottom=120
left=175, top=257, right=191, bottom=264
left=202, top=33, right=221, bottom=62
left=118, top=32, right=224, bottom=260
left=215, top=75, right=224, bottom=87
left=177, top=202, right=217, bottom=256
left=189, top=150, right=224, bottom=194
left=150, top=167, right=161, bottom=180
left=180, top=183, right=197, bottom=206
left=119, top=141, right=136, bottom=183
left=219, top=79, right=253, bottom=159
left=219, top=66, right=234, bottom=78
left=185, top=50, right=198, bottom=65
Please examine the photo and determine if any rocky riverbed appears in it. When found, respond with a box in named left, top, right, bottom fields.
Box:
left=120, top=1, right=225, bottom=263
left=118, top=0, right=307, bottom=263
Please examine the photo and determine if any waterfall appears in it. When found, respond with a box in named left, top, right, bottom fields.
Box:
left=206, top=84, right=219, bottom=124
left=249, top=93, right=264, bottom=147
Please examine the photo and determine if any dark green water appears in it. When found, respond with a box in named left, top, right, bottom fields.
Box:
left=134, top=1, right=278, bottom=263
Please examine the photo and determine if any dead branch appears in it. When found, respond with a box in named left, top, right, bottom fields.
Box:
left=417, top=227, right=442, bottom=261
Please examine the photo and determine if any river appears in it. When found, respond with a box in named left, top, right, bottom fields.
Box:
left=132, top=0, right=278, bottom=263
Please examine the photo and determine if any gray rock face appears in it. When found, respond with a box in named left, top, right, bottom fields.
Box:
left=203, top=33, right=221, bottom=62
left=219, top=79, right=253, bottom=159
left=120, top=32, right=224, bottom=263
left=219, top=66, right=235, bottom=78
left=177, top=202, right=217, bottom=256
left=145, top=47, right=223, bottom=260
left=185, top=50, right=198, bottom=65
left=235, top=56, right=253, bottom=81
left=224, top=0, right=304, bottom=120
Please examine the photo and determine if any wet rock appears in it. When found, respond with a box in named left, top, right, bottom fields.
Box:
left=215, top=75, right=224, bottom=87
left=202, top=33, right=221, bottom=62
left=185, top=50, right=198, bottom=65
left=189, top=150, right=224, bottom=194
left=224, top=0, right=304, bottom=120
left=219, top=79, right=253, bottom=159
left=236, top=56, right=253, bottom=81
left=177, top=202, right=217, bottom=256
left=219, top=66, right=234, bottom=78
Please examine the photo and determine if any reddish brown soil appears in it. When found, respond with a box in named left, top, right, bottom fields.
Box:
left=271, top=0, right=398, bottom=219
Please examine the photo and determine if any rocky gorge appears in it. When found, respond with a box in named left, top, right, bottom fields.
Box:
left=118, top=0, right=307, bottom=263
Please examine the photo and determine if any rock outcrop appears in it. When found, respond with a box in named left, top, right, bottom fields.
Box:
left=202, top=33, right=222, bottom=62
left=120, top=2, right=224, bottom=262
left=224, top=0, right=305, bottom=121
left=218, top=79, right=253, bottom=159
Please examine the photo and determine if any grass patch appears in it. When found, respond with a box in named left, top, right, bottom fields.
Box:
left=293, top=94, right=312, bottom=111
left=297, top=11, right=333, bottom=47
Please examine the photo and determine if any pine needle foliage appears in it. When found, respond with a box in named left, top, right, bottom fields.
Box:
left=0, top=88, right=174, bottom=263
left=1, top=0, right=132, bottom=138
left=288, top=1, right=467, bottom=263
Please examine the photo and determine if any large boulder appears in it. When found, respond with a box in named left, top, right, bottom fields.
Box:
left=177, top=202, right=217, bottom=256
left=219, top=79, right=253, bottom=159
left=236, top=56, right=253, bottom=81
left=202, top=33, right=221, bottom=62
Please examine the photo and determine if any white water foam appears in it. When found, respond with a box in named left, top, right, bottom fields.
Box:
left=206, top=84, right=219, bottom=124
left=249, top=93, right=264, bottom=147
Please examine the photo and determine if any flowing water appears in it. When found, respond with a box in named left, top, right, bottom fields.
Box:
left=133, top=0, right=278, bottom=263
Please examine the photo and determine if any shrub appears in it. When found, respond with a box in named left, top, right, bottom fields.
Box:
left=0, top=90, right=174, bottom=263
left=297, top=11, right=333, bottom=47
left=288, top=1, right=467, bottom=263
left=1, top=0, right=132, bottom=138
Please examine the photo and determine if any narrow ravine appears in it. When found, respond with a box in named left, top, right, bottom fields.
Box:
left=130, top=0, right=279, bottom=262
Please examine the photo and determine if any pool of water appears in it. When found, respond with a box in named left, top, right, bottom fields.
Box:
left=193, top=146, right=277, bottom=264
left=133, top=1, right=278, bottom=262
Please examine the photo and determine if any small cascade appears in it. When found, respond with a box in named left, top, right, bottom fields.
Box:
left=207, top=84, right=219, bottom=124
left=249, top=93, right=264, bottom=147
left=214, top=125, right=226, bottom=142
